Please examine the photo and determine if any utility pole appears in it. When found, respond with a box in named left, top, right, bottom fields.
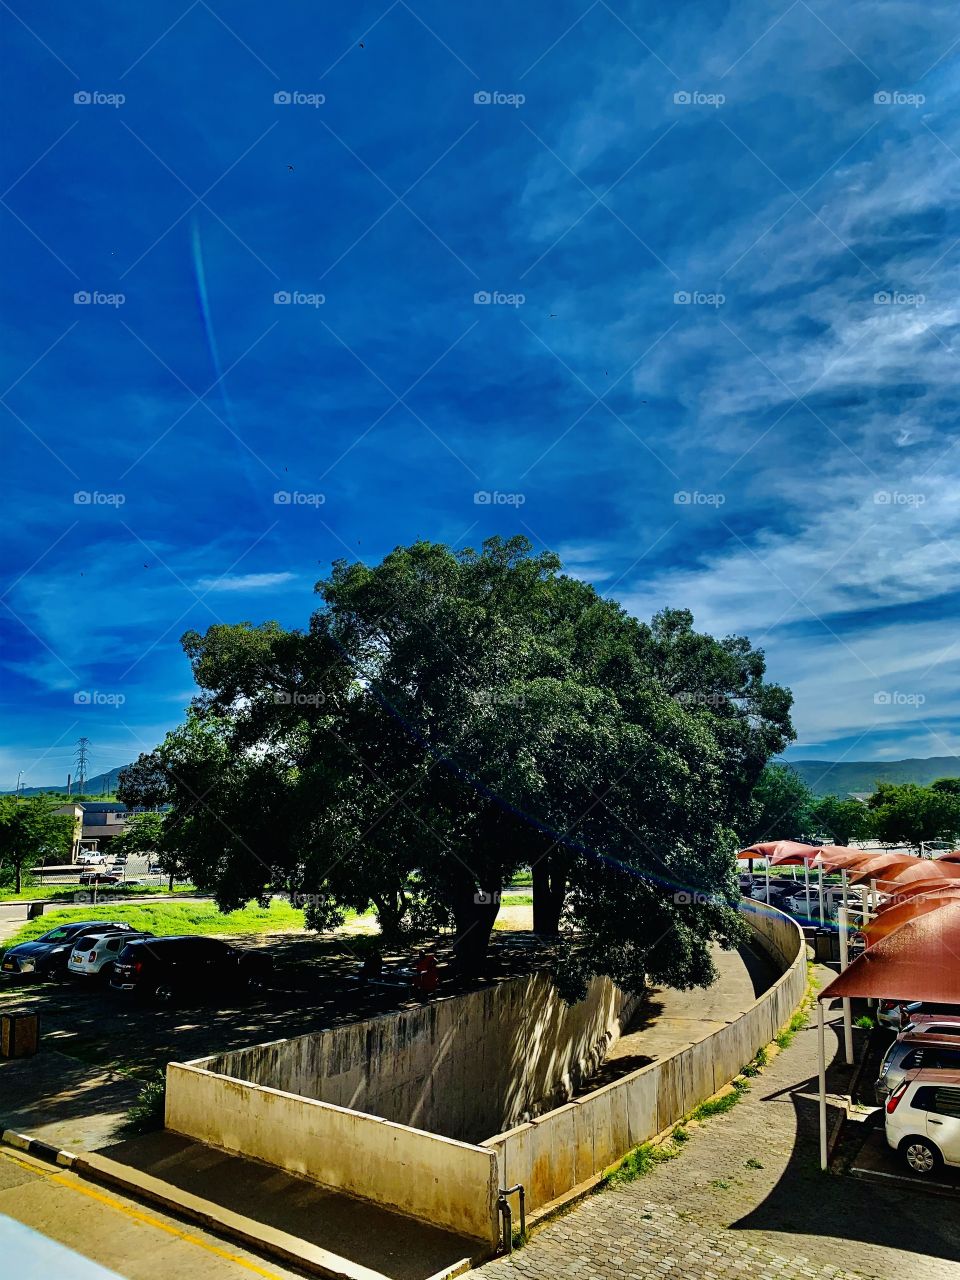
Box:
left=75, top=737, right=90, bottom=797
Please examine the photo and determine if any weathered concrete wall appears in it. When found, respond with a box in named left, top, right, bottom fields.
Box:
left=482, top=904, right=806, bottom=1212
left=192, top=969, right=640, bottom=1144
left=165, top=1061, right=501, bottom=1246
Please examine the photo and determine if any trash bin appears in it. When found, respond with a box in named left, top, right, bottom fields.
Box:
left=0, top=1010, right=40, bottom=1058
left=27, top=902, right=45, bottom=920
left=813, top=928, right=839, bottom=963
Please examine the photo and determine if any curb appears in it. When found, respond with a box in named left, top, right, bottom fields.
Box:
left=75, top=1151, right=480, bottom=1280
left=1, top=1128, right=77, bottom=1168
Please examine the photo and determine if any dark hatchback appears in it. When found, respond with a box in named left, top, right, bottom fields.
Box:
left=2, top=921, right=141, bottom=978
left=110, top=935, right=273, bottom=1004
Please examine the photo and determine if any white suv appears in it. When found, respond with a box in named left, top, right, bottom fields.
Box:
left=67, top=930, right=151, bottom=980
left=885, top=1069, right=960, bottom=1174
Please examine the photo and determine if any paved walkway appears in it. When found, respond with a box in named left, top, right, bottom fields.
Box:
left=481, top=966, right=960, bottom=1280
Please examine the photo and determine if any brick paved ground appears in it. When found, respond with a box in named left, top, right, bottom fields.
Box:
left=481, top=967, right=960, bottom=1280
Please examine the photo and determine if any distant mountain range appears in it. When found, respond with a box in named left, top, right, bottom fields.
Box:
left=8, top=765, right=130, bottom=798
left=786, top=757, right=960, bottom=797
left=7, top=756, right=960, bottom=800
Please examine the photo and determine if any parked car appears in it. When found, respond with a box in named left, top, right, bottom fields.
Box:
left=68, top=930, right=153, bottom=980
left=78, top=871, right=121, bottom=886
left=885, top=1069, right=960, bottom=1174
left=110, top=853, right=128, bottom=866
left=878, top=999, right=923, bottom=1030
left=76, top=852, right=105, bottom=865
left=1, top=921, right=141, bottom=978
left=110, top=936, right=273, bottom=1004
left=904, top=1013, right=960, bottom=1038
left=875, top=1033, right=960, bottom=1103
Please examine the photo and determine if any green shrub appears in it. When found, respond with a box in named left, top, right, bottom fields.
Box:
left=124, top=1070, right=166, bottom=1133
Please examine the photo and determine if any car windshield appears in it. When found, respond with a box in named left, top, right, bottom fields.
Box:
left=39, top=927, right=74, bottom=942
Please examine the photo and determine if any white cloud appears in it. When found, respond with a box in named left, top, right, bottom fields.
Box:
left=196, top=572, right=296, bottom=592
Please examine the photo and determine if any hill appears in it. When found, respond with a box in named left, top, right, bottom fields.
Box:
left=786, top=756, right=960, bottom=797
left=7, top=765, right=130, bottom=798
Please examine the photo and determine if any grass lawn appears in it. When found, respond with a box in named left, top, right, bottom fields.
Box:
left=2, top=898, right=317, bottom=950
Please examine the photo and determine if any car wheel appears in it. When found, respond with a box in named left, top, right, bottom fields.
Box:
left=153, top=982, right=176, bottom=1005
left=900, top=1136, right=941, bottom=1175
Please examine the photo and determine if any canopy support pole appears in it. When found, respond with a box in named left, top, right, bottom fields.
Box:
left=838, top=907, right=853, bottom=1065
left=765, top=858, right=770, bottom=903
left=804, top=860, right=811, bottom=919
left=818, top=863, right=825, bottom=926
left=818, top=999, right=828, bottom=1171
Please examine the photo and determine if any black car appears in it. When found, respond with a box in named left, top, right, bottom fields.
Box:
left=1, top=920, right=141, bottom=978
left=110, top=935, right=273, bottom=1004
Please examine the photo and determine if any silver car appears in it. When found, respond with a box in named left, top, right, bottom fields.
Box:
left=876, top=1033, right=960, bottom=1104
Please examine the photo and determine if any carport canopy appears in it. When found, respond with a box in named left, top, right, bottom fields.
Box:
left=936, top=850, right=960, bottom=863
left=875, top=876, right=960, bottom=913
left=861, top=886, right=960, bottom=944
left=877, top=860, right=960, bottom=891
left=846, top=853, right=921, bottom=884
left=736, top=840, right=816, bottom=861
left=820, top=899, right=960, bottom=1005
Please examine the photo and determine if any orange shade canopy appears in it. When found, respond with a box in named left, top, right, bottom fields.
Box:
left=936, top=850, right=960, bottom=864
left=862, top=887, right=960, bottom=944
left=808, top=847, right=879, bottom=873
left=736, top=840, right=816, bottom=862
left=846, top=854, right=921, bottom=884
left=875, top=878, right=960, bottom=914
left=821, top=900, right=960, bottom=1005
left=877, top=860, right=960, bottom=891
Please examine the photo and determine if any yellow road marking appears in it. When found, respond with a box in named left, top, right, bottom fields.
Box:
left=0, top=1149, right=288, bottom=1280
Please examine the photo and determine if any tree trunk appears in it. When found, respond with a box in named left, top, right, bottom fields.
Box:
left=15, top=861, right=22, bottom=895
left=450, top=886, right=500, bottom=975
left=532, top=858, right=566, bottom=935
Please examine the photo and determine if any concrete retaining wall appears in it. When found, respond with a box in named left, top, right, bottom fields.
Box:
left=482, top=905, right=806, bottom=1212
left=165, top=1061, right=501, bottom=1246
left=191, top=969, right=641, bottom=1144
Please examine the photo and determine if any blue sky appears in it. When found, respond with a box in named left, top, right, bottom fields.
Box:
left=3, top=1, right=960, bottom=787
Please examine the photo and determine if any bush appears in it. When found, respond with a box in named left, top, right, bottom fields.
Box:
left=123, top=1070, right=166, bottom=1133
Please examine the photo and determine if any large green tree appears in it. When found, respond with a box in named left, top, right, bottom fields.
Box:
left=135, top=537, right=794, bottom=987
left=742, top=764, right=813, bottom=844
left=0, top=796, right=75, bottom=892
left=867, top=782, right=960, bottom=847
left=808, top=794, right=871, bottom=846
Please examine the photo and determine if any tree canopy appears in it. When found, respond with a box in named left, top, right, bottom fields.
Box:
left=0, top=796, right=75, bottom=892
left=131, top=536, right=795, bottom=992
